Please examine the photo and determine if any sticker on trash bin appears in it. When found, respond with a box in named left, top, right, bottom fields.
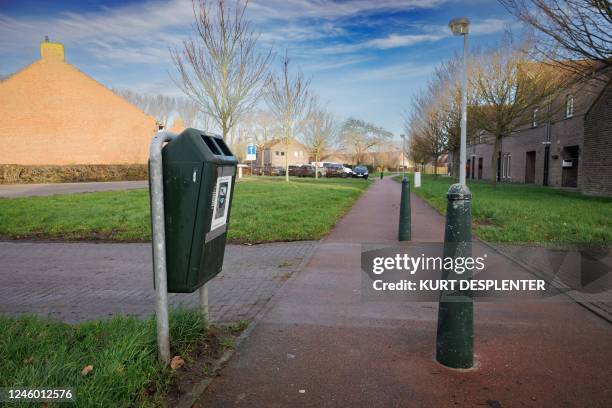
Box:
left=210, top=175, right=232, bottom=231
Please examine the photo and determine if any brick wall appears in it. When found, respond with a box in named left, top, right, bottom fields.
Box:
left=257, top=139, right=310, bottom=167
left=0, top=43, right=157, bottom=165
left=463, top=78, right=608, bottom=193
left=582, top=80, right=612, bottom=197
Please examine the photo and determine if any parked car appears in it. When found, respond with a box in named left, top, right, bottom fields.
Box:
left=311, top=162, right=327, bottom=177
left=272, top=166, right=286, bottom=176
left=288, top=165, right=301, bottom=176
left=342, top=166, right=353, bottom=177
left=298, top=164, right=324, bottom=177
left=324, top=163, right=348, bottom=178
left=255, top=165, right=285, bottom=176
left=297, top=164, right=314, bottom=177
left=352, top=165, right=369, bottom=179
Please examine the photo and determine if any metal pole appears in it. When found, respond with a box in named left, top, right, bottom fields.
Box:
left=401, top=135, right=405, bottom=178
left=199, top=282, right=209, bottom=321
left=436, top=184, right=473, bottom=368
left=437, top=18, right=473, bottom=369
left=149, top=131, right=177, bottom=365
left=459, top=33, right=468, bottom=186
left=398, top=176, right=411, bottom=241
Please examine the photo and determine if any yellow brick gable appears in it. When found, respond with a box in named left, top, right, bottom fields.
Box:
left=0, top=42, right=158, bottom=165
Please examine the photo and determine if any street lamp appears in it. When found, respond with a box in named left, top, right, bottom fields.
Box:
left=435, top=17, right=473, bottom=370
left=400, top=134, right=406, bottom=178
left=448, top=17, right=470, bottom=185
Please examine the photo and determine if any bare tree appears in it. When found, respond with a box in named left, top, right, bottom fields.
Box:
left=300, top=98, right=336, bottom=179
left=114, top=88, right=212, bottom=130
left=174, top=97, right=212, bottom=129
left=470, top=35, right=567, bottom=185
left=405, top=94, right=448, bottom=176
left=339, top=118, right=393, bottom=165
left=499, top=0, right=612, bottom=79
left=115, top=89, right=173, bottom=127
left=409, top=135, right=432, bottom=172
left=433, top=58, right=463, bottom=178
left=171, top=0, right=271, bottom=141
left=266, top=55, right=311, bottom=181
left=246, top=110, right=278, bottom=169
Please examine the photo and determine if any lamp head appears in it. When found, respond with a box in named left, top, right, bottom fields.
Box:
left=449, top=17, right=470, bottom=36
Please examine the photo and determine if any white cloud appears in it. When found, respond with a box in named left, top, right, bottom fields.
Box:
left=0, top=0, right=192, bottom=63
left=248, top=0, right=447, bottom=21
left=347, top=62, right=437, bottom=82
left=469, top=18, right=512, bottom=34
left=363, top=33, right=444, bottom=49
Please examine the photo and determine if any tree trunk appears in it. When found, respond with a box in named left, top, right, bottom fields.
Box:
left=315, top=152, right=319, bottom=180
left=490, top=135, right=501, bottom=187
left=285, top=142, right=289, bottom=182
left=260, top=145, right=264, bottom=175
left=452, top=147, right=460, bottom=181
left=222, top=122, right=228, bottom=142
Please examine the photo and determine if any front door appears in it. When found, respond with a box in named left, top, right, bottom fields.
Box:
left=478, top=157, right=483, bottom=179
left=525, top=151, right=536, bottom=184
left=562, top=145, right=579, bottom=188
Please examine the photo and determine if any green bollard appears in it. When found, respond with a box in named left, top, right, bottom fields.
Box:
left=398, top=176, right=411, bottom=241
left=436, top=183, right=473, bottom=369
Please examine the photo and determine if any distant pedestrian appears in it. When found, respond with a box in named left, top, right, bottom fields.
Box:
left=380, top=171, right=384, bottom=180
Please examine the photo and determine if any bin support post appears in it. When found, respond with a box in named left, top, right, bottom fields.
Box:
left=436, top=183, right=473, bottom=369
left=199, top=282, right=209, bottom=322
left=149, top=131, right=177, bottom=366
left=398, top=176, right=411, bottom=241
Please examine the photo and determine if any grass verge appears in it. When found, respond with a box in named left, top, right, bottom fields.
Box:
left=394, top=174, right=612, bottom=245
left=0, top=309, right=247, bottom=407
left=0, top=176, right=371, bottom=243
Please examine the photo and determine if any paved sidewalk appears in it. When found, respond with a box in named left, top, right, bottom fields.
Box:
left=0, top=241, right=315, bottom=323
left=0, top=180, right=147, bottom=198
left=201, top=178, right=612, bottom=407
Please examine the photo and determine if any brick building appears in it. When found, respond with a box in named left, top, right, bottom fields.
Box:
left=256, top=139, right=310, bottom=167
left=459, top=75, right=611, bottom=196
left=0, top=40, right=158, bottom=165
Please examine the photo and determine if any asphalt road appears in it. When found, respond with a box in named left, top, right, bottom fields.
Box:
left=0, top=180, right=148, bottom=198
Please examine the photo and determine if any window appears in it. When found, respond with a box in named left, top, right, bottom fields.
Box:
left=506, top=154, right=511, bottom=179
left=566, top=95, right=574, bottom=118
left=275, top=151, right=280, bottom=156
left=281, top=151, right=285, bottom=156
left=532, top=108, right=538, bottom=127
left=501, top=153, right=512, bottom=180
left=502, top=154, right=512, bottom=180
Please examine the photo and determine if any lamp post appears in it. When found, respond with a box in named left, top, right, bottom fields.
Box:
left=398, top=133, right=411, bottom=241
left=400, top=134, right=406, bottom=177
left=448, top=17, right=470, bottom=186
left=435, top=17, right=474, bottom=370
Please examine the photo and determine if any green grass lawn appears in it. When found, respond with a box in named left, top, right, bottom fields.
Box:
left=0, top=309, right=246, bottom=407
left=396, top=174, right=612, bottom=245
left=0, top=177, right=371, bottom=243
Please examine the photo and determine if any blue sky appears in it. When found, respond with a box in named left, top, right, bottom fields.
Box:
left=0, top=0, right=521, bottom=135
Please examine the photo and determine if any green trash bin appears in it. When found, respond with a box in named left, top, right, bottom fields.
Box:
left=156, top=128, right=238, bottom=293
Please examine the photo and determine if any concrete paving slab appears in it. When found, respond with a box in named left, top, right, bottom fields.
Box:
left=199, top=178, right=612, bottom=407
left=0, top=241, right=315, bottom=323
